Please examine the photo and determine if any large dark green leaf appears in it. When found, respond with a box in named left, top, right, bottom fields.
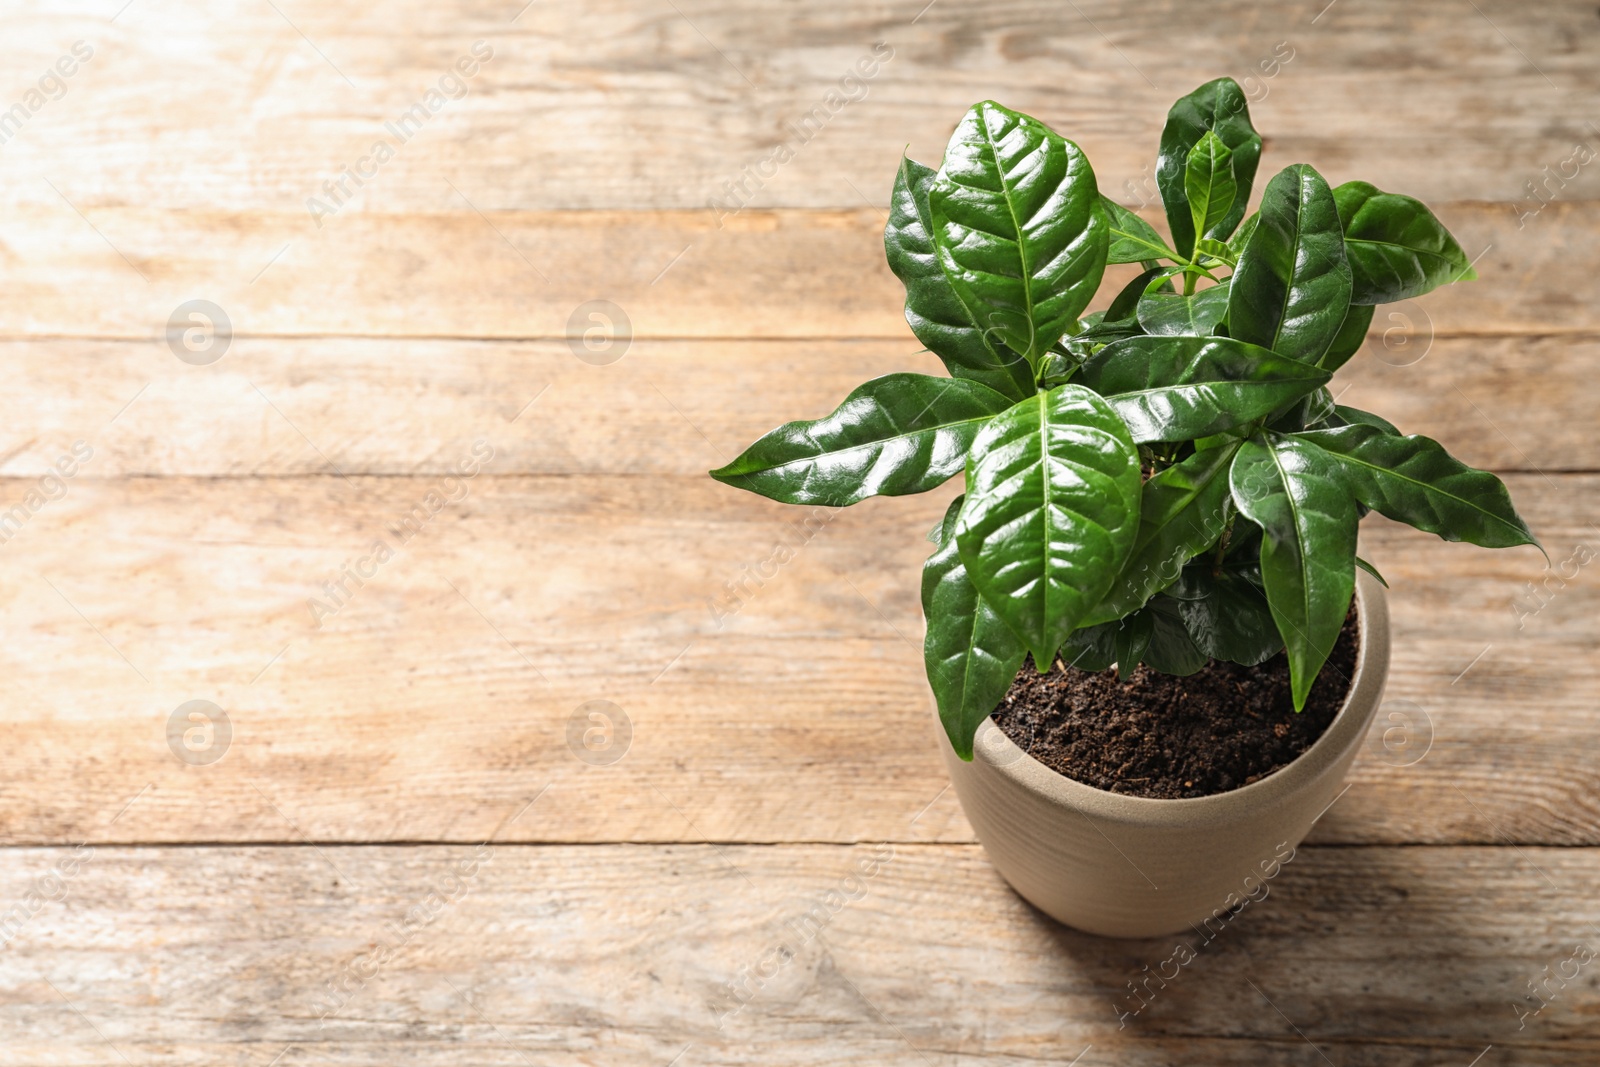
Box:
left=929, top=102, right=1109, bottom=365
left=1101, top=195, right=1176, bottom=264
left=1319, top=303, right=1375, bottom=372
left=1293, top=424, right=1539, bottom=548
left=1059, top=619, right=1117, bottom=672
left=1228, top=164, right=1353, bottom=364
left=1086, top=437, right=1241, bottom=624
left=1157, top=78, right=1262, bottom=258
left=1229, top=433, right=1359, bottom=709
left=1078, top=335, right=1330, bottom=443
left=954, top=385, right=1142, bottom=665
left=1170, top=560, right=1283, bottom=666
left=1185, top=131, right=1238, bottom=243
left=923, top=495, right=1028, bottom=759
left=885, top=157, right=1033, bottom=398
left=1136, top=279, right=1231, bottom=336
left=1140, top=594, right=1208, bottom=676
left=709, top=373, right=1012, bottom=506
left=1333, top=181, right=1477, bottom=304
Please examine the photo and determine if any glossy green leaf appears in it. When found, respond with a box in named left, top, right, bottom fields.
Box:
left=1078, top=335, right=1330, bottom=443
left=710, top=373, right=1012, bottom=506
left=1085, top=437, right=1240, bottom=624
left=1228, top=210, right=1259, bottom=258
left=1140, top=594, right=1209, bottom=675
left=1102, top=196, right=1176, bottom=264
left=1269, top=385, right=1337, bottom=434
left=929, top=102, right=1109, bottom=365
left=1195, top=237, right=1237, bottom=266
left=1113, top=609, right=1153, bottom=681
left=954, top=385, right=1142, bottom=665
left=1355, top=555, right=1389, bottom=587
left=1185, top=131, right=1238, bottom=243
left=1107, top=265, right=1169, bottom=322
left=885, top=156, right=1033, bottom=398
left=1331, top=404, right=1398, bottom=435
left=1059, top=620, right=1117, bottom=672
left=1293, top=424, right=1539, bottom=548
left=923, top=495, right=1029, bottom=759
left=1318, top=303, right=1375, bottom=372
left=1228, top=164, right=1353, bottom=364
left=1333, top=180, right=1477, bottom=304
left=1136, top=279, right=1232, bottom=336
left=1229, top=433, right=1359, bottom=709
left=1158, top=78, right=1262, bottom=258
left=1169, top=561, right=1283, bottom=666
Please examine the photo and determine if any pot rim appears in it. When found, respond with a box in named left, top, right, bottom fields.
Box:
left=967, top=568, right=1390, bottom=830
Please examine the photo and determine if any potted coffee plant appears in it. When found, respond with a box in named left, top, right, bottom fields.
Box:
left=710, top=78, right=1537, bottom=937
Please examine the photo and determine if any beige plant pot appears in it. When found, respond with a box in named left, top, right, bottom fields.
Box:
left=940, top=569, right=1390, bottom=939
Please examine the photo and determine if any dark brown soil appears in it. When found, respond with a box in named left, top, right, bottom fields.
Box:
left=991, top=609, right=1360, bottom=799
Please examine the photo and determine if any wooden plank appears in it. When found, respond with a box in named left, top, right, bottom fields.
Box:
left=0, top=329, right=1593, bottom=480
left=0, top=202, right=1593, bottom=340
left=3, top=1, right=1597, bottom=211
left=0, top=473, right=1589, bottom=846
left=1, top=842, right=1596, bottom=1062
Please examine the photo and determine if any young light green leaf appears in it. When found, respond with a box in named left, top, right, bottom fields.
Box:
left=1136, top=278, right=1232, bottom=337
left=929, top=102, right=1110, bottom=366
left=1102, top=196, right=1178, bottom=264
left=1292, top=424, right=1540, bottom=549
left=1228, top=163, right=1353, bottom=364
left=1333, top=181, right=1477, bottom=304
left=1077, top=335, right=1330, bottom=443
left=709, top=373, right=1013, bottom=506
left=1085, top=438, right=1241, bottom=625
left=923, top=495, right=1029, bottom=759
left=1157, top=78, right=1262, bottom=258
left=1185, top=131, right=1238, bottom=244
left=1229, top=433, right=1359, bottom=709
left=885, top=156, right=1034, bottom=399
left=954, top=385, right=1142, bottom=665
left=1195, top=237, right=1238, bottom=266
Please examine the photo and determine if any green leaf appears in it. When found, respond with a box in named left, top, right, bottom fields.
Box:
left=1086, top=437, right=1240, bottom=624
left=1331, top=404, right=1398, bottom=435
left=1136, top=279, right=1232, bottom=337
left=1140, top=594, right=1209, bottom=675
left=1228, top=163, right=1354, bottom=364
left=710, top=373, right=1013, bottom=506
left=922, top=494, right=1029, bottom=759
left=1195, top=237, right=1237, bottom=266
left=885, top=156, right=1033, bottom=399
left=1169, top=561, right=1283, bottom=666
left=1292, top=424, right=1540, bottom=549
left=1228, top=210, right=1259, bottom=258
left=1355, top=555, right=1389, bottom=588
left=1157, top=78, right=1262, bottom=258
left=954, top=385, right=1142, bottom=665
left=1113, top=609, right=1153, bottom=681
left=1077, top=335, right=1331, bottom=443
left=1102, top=196, right=1177, bottom=264
left=1319, top=303, right=1375, bottom=372
left=929, top=102, right=1110, bottom=365
left=1269, top=385, right=1337, bottom=433
left=1333, top=181, right=1477, bottom=304
left=1185, top=131, right=1238, bottom=244
left=1229, top=433, right=1359, bottom=709
left=1059, top=620, right=1117, bottom=672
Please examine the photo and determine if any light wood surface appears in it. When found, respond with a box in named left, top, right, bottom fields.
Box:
left=1, top=0, right=1596, bottom=1060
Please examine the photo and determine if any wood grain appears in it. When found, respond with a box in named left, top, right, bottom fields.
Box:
left=0, top=202, right=1594, bottom=341
left=1, top=842, right=1596, bottom=1063
left=0, top=473, right=1588, bottom=847
left=3, top=1, right=1597, bottom=211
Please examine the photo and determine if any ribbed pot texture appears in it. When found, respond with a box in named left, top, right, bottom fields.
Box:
left=940, top=569, right=1390, bottom=938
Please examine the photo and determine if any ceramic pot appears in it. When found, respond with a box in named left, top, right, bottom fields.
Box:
left=939, top=569, right=1390, bottom=938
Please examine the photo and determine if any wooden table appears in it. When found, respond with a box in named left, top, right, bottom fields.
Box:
left=1, top=1, right=1595, bottom=1062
